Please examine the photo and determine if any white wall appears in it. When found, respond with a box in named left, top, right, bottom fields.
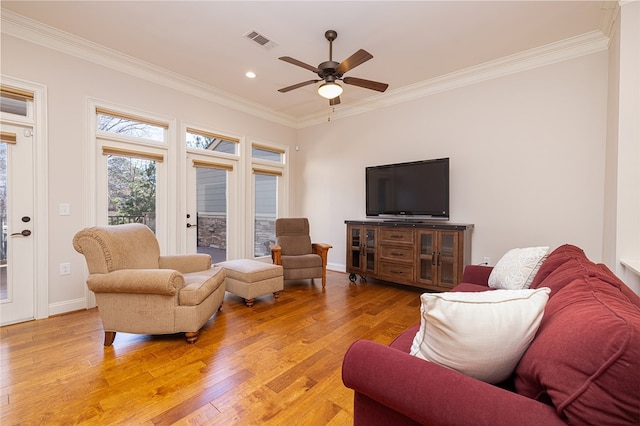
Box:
left=1, top=34, right=297, bottom=314
left=604, top=1, right=640, bottom=293
left=296, top=52, right=609, bottom=272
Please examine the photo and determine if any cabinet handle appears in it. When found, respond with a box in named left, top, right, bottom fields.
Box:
left=431, top=255, right=436, bottom=266
left=390, top=234, right=403, bottom=239
left=390, top=269, right=404, bottom=274
left=437, top=252, right=442, bottom=266
left=390, top=252, right=403, bottom=257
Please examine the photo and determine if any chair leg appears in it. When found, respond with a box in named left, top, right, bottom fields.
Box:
left=244, top=298, right=255, bottom=307
left=273, top=291, right=280, bottom=299
left=104, top=331, right=116, bottom=346
left=185, top=331, right=199, bottom=344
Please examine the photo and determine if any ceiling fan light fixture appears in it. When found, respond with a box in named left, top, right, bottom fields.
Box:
left=318, top=82, right=343, bottom=99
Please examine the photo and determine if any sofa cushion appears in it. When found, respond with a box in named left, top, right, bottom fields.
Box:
left=529, top=244, right=587, bottom=291
left=515, top=275, right=640, bottom=425
left=489, top=246, right=549, bottom=290
left=409, top=287, right=551, bottom=384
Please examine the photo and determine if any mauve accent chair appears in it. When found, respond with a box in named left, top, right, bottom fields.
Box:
left=270, top=218, right=332, bottom=288
left=73, top=223, right=225, bottom=346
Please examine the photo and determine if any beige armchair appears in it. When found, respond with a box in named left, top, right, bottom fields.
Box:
left=73, top=223, right=225, bottom=346
left=270, top=218, right=332, bottom=288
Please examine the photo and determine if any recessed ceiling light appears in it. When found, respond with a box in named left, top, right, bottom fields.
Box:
left=245, top=71, right=256, bottom=79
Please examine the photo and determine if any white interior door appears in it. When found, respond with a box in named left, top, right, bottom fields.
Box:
left=0, top=122, right=35, bottom=325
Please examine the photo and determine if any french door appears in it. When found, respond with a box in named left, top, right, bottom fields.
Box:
left=186, top=153, right=237, bottom=262
left=0, top=122, right=35, bottom=325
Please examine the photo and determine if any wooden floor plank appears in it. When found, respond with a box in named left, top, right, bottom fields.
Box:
left=0, top=270, right=423, bottom=425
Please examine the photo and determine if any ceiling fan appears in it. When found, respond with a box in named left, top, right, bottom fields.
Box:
left=278, top=30, right=389, bottom=106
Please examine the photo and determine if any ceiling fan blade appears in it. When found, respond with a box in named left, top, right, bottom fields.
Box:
left=343, top=76, right=389, bottom=92
left=279, top=56, right=319, bottom=73
left=335, top=49, right=373, bottom=75
left=329, top=96, right=341, bottom=106
left=278, top=80, right=320, bottom=93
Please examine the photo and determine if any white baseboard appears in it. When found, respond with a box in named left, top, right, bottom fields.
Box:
left=327, top=262, right=346, bottom=273
left=48, top=298, right=86, bottom=316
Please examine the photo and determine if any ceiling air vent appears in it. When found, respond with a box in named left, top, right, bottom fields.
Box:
left=244, top=29, right=278, bottom=50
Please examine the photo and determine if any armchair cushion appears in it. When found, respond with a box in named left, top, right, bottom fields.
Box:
left=179, top=266, right=225, bottom=306
left=159, top=254, right=212, bottom=274
left=277, top=235, right=312, bottom=256
left=281, top=253, right=322, bottom=269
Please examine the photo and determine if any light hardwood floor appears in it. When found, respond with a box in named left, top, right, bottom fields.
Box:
left=1, top=270, right=423, bottom=425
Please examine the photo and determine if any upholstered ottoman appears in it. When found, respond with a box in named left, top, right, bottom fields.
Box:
left=217, top=259, right=284, bottom=307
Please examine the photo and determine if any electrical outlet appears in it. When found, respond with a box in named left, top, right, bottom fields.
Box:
left=59, top=262, right=71, bottom=275
left=483, top=257, right=491, bottom=265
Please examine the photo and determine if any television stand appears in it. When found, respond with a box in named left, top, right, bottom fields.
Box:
left=345, top=220, right=473, bottom=291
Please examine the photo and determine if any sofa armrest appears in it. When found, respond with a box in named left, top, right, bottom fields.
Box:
left=86, top=269, right=183, bottom=295
left=159, top=254, right=211, bottom=273
left=342, top=340, right=564, bottom=426
left=461, top=264, right=493, bottom=286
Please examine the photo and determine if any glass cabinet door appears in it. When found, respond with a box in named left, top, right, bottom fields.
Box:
left=349, top=227, right=362, bottom=269
left=347, top=225, right=376, bottom=275
left=418, top=231, right=436, bottom=284
left=364, top=229, right=376, bottom=272
left=438, top=232, right=459, bottom=287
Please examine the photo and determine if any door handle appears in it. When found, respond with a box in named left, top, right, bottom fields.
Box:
left=11, top=229, right=31, bottom=237
left=186, top=223, right=197, bottom=228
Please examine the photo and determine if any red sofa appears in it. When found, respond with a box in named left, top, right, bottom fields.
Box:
left=342, top=244, right=640, bottom=425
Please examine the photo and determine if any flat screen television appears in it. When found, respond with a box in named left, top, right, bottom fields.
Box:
left=366, top=158, right=449, bottom=220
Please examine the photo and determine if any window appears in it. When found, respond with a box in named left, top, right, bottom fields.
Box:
left=251, top=142, right=286, bottom=258
left=107, top=155, right=157, bottom=232
left=252, top=145, right=283, bottom=163
left=97, top=108, right=166, bottom=143
left=93, top=104, right=168, bottom=239
left=0, top=86, right=33, bottom=117
left=186, top=128, right=238, bottom=155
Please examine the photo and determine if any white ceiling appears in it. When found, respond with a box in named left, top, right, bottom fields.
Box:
left=2, top=1, right=608, bottom=122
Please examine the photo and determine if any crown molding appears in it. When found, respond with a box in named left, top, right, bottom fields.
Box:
left=2, top=9, right=609, bottom=130
left=1, top=10, right=299, bottom=128
left=297, top=30, right=609, bottom=128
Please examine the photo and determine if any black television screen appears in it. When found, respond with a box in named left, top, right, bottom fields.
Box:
left=366, top=158, right=449, bottom=220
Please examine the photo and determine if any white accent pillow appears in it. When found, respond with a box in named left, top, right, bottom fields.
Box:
left=409, top=287, right=551, bottom=384
left=488, top=246, right=550, bottom=290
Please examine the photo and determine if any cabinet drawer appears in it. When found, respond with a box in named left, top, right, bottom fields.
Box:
left=379, top=261, right=414, bottom=283
left=379, top=228, right=414, bottom=244
left=379, top=244, right=414, bottom=263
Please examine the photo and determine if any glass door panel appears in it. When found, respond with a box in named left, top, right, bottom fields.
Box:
left=349, top=227, right=361, bottom=269
left=254, top=173, right=277, bottom=258
left=107, top=155, right=156, bottom=232
left=195, top=167, right=227, bottom=263
left=440, top=260, right=455, bottom=286
left=441, top=233, right=455, bottom=258
left=365, top=229, right=376, bottom=272
left=418, top=231, right=436, bottom=283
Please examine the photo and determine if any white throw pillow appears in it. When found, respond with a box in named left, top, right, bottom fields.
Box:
left=488, top=246, right=550, bottom=290
left=409, top=287, right=551, bottom=384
